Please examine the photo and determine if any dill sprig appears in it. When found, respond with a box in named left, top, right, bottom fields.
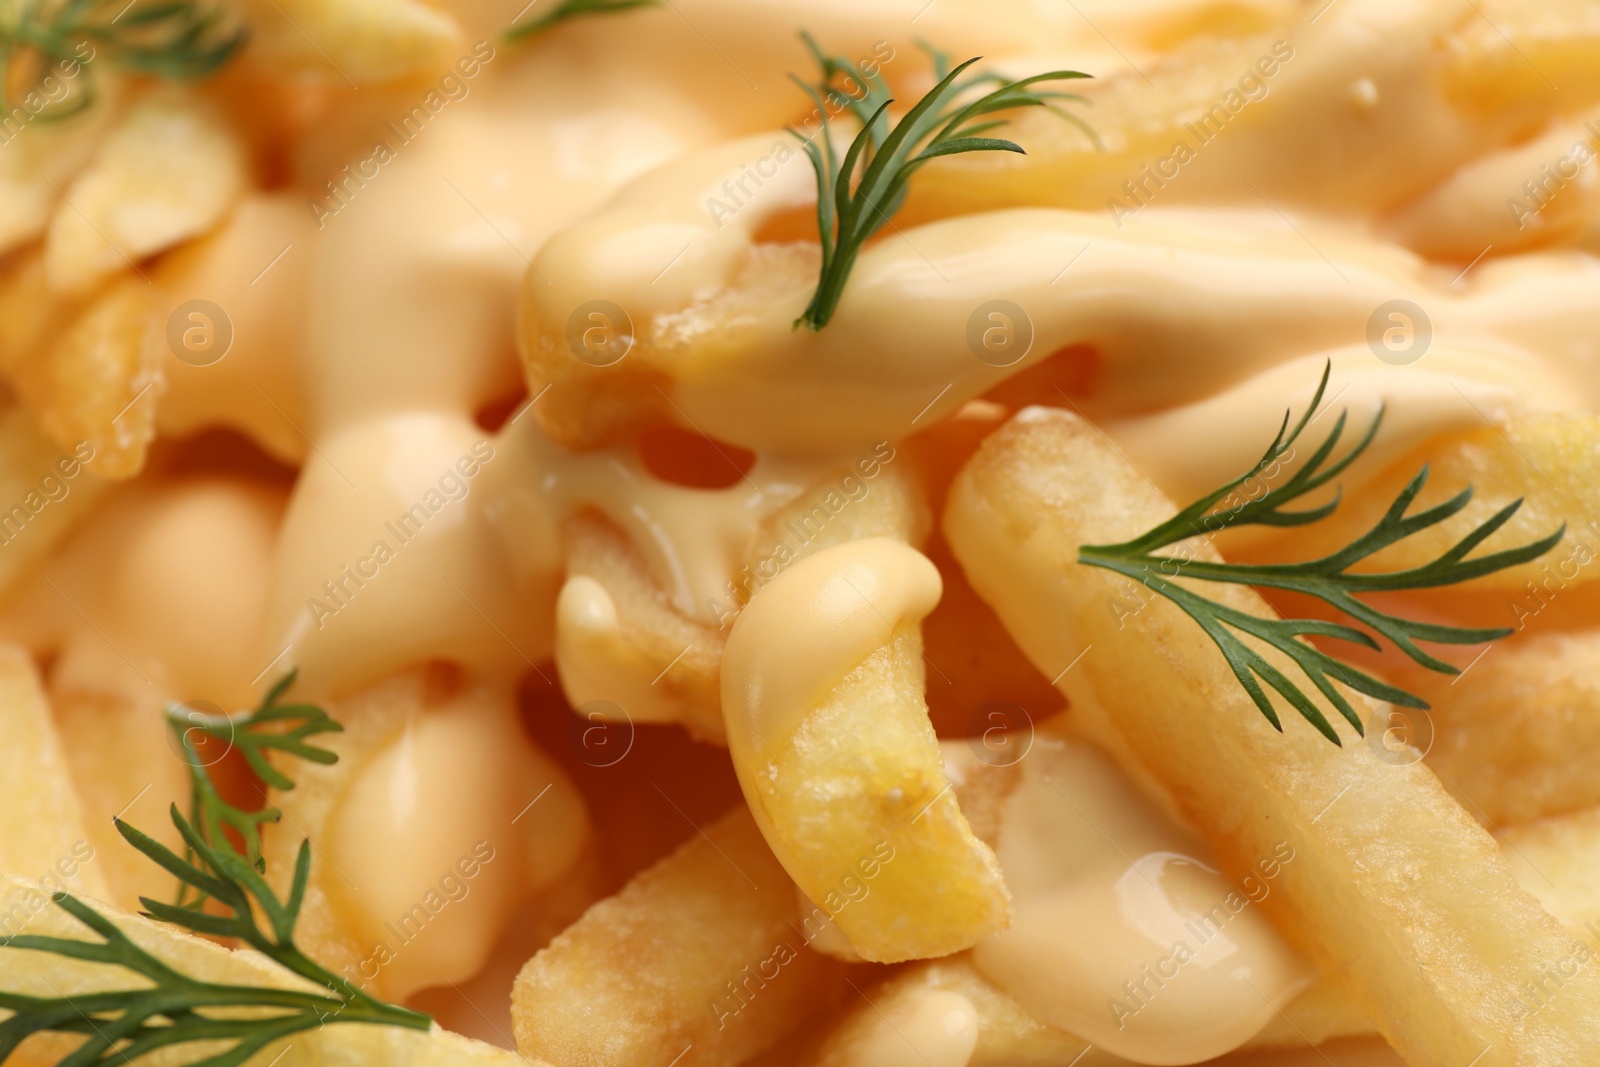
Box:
left=504, top=0, right=657, bottom=43
left=0, top=677, right=422, bottom=1064
left=0, top=807, right=430, bottom=1066
left=788, top=39, right=1091, bottom=331
left=0, top=0, right=244, bottom=120
left=1078, top=363, right=1565, bottom=745
left=165, top=670, right=340, bottom=909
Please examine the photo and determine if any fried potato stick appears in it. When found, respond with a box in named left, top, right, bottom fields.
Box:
left=944, top=407, right=1600, bottom=1065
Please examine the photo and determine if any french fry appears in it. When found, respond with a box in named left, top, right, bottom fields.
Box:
left=723, top=538, right=1009, bottom=963
left=49, top=682, right=188, bottom=913
left=33, top=277, right=163, bottom=480
left=909, top=402, right=1075, bottom=737
left=1255, top=413, right=1600, bottom=594
left=0, top=80, right=120, bottom=258
left=802, top=956, right=1098, bottom=1067
left=0, top=253, right=164, bottom=480
left=260, top=666, right=590, bottom=1003
left=943, top=735, right=1600, bottom=1057
left=1383, top=112, right=1600, bottom=258
left=45, top=91, right=247, bottom=297
left=1257, top=801, right=1600, bottom=1051
left=0, top=874, right=538, bottom=1067
left=0, top=402, right=109, bottom=600
left=237, top=0, right=463, bottom=85
left=0, top=644, right=106, bottom=900
left=555, top=460, right=927, bottom=744
left=944, top=407, right=1600, bottom=1064
left=512, top=804, right=843, bottom=1067
left=1442, top=0, right=1600, bottom=114
left=1402, top=630, right=1600, bottom=827
left=557, top=510, right=727, bottom=742
left=908, top=0, right=1600, bottom=221
left=1501, top=807, right=1600, bottom=953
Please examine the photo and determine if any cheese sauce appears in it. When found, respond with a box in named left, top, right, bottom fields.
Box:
left=833, top=988, right=981, bottom=1067
left=7, top=0, right=1600, bottom=1054
left=721, top=538, right=942, bottom=762
left=322, top=674, right=588, bottom=1000
left=952, top=732, right=1311, bottom=1064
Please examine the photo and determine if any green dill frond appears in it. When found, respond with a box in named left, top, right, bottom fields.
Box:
left=788, top=35, right=1091, bottom=331
left=1078, top=363, right=1564, bottom=744
left=505, top=0, right=657, bottom=43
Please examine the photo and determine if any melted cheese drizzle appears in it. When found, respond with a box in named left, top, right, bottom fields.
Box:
left=521, top=143, right=1596, bottom=463
left=721, top=537, right=942, bottom=762
left=834, top=988, right=980, bottom=1067
left=143, top=0, right=1600, bottom=698
left=322, top=674, right=588, bottom=1000
left=954, top=733, right=1311, bottom=1065
left=9, top=0, right=1600, bottom=1042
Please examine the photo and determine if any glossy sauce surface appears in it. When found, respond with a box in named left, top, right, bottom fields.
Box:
left=954, top=733, right=1311, bottom=1064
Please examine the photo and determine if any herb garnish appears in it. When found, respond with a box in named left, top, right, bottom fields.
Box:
left=165, top=670, right=340, bottom=908
left=505, top=0, right=657, bottom=43
left=0, top=1, right=244, bottom=120
left=0, top=674, right=426, bottom=1065
left=788, top=39, right=1091, bottom=330
left=1078, top=364, right=1564, bottom=744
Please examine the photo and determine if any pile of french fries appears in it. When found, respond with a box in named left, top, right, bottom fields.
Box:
left=3, top=1, right=1600, bottom=1066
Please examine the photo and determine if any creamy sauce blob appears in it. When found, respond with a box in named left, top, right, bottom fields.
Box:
left=118, top=0, right=1600, bottom=710
left=721, top=537, right=941, bottom=762
left=0, top=477, right=286, bottom=904
left=0, top=477, right=285, bottom=709
left=957, top=732, right=1311, bottom=1065
left=323, top=674, right=588, bottom=1000
left=834, top=988, right=980, bottom=1067
left=524, top=161, right=1598, bottom=476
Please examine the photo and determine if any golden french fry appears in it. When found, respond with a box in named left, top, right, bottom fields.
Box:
left=0, top=254, right=164, bottom=480
left=36, top=277, right=163, bottom=480
left=238, top=0, right=463, bottom=85
left=1251, top=800, right=1600, bottom=1052
left=723, top=538, right=1009, bottom=963
left=557, top=509, right=727, bottom=742
left=1384, top=113, right=1600, bottom=258
left=944, top=407, right=1600, bottom=1064
left=0, top=403, right=109, bottom=600
left=1442, top=0, right=1600, bottom=114
left=1500, top=806, right=1600, bottom=952
left=0, top=874, right=538, bottom=1067
left=0, top=81, right=119, bottom=258
left=803, top=956, right=1099, bottom=1067
left=512, top=804, right=843, bottom=1067
left=46, top=91, right=247, bottom=297
left=0, top=645, right=106, bottom=900
left=555, top=459, right=927, bottom=744
left=910, top=0, right=1600, bottom=221
left=1400, top=629, right=1600, bottom=827
left=260, top=666, right=590, bottom=1003
left=1256, top=413, right=1600, bottom=594
left=48, top=683, right=187, bottom=913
